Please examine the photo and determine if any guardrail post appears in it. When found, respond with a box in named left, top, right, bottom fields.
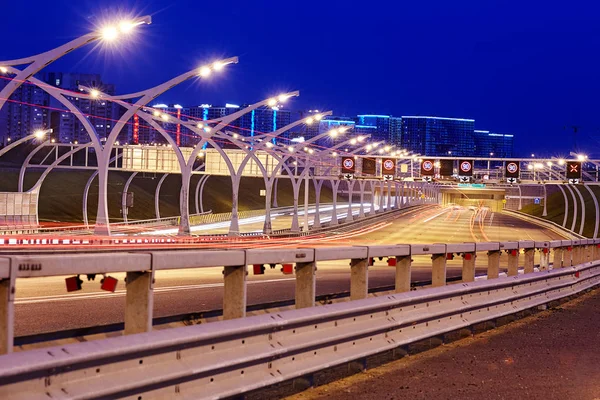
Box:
left=572, top=246, right=581, bottom=266
left=507, top=250, right=519, bottom=276
left=395, top=256, right=411, bottom=293
left=563, top=247, right=573, bottom=267
left=295, top=261, right=316, bottom=309
left=585, top=245, right=593, bottom=263
left=539, top=248, right=550, bottom=271
left=487, top=250, right=500, bottom=279
left=0, top=262, right=15, bottom=354
left=125, top=270, right=154, bottom=335
left=595, top=244, right=600, bottom=261
left=524, top=248, right=535, bottom=274
left=223, top=265, right=247, bottom=319
left=431, top=253, right=447, bottom=287
left=462, top=252, right=476, bottom=282
left=552, top=248, right=563, bottom=269
left=350, top=258, right=369, bottom=300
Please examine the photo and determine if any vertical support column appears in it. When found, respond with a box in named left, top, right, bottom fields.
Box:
left=487, top=250, right=501, bottom=279
left=223, top=265, right=247, bottom=319
left=346, top=180, right=354, bottom=223
left=125, top=270, right=154, bottom=335
left=350, top=258, right=369, bottom=300
left=552, top=247, right=563, bottom=269
left=312, top=180, right=322, bottom=229
left=395, top=256, right=411, bottom=293
left=539, top=248, right=550, bottom=271
left=295, top=261, right=316, bottom=309
left=507, top=250, right=520, bottom=276
left=571, top=245, right=580, bottom=266
left=524, top=248, right=535, bottom=274
left=0, top=262, right=15, bottom=354
left=563, top=247, right=573, bottom=267
left=378, top=181, right=385, bottom=211
left=369, top=181, right=376, bottom=215
left=431, top=253, right=447, bottom=287
left=358, top=181, right=366, bottom=218
left=462, top=252, right=476, bottom=282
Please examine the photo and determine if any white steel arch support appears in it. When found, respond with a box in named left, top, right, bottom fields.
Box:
left=583, top=184, right=599, bottom=238
left=556, top=184, right=570, bottom=228
left=155, top=174, right=169, bottom=221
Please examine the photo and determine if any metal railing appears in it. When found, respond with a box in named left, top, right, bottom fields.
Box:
left=0, top=239, right=599, bottom=398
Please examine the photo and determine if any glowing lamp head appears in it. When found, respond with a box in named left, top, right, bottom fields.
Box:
left=332, top=152, right=338, bottom=157
left=366, top=145, right=372, bottom=151
left=278, top=94, right=289, bottom=103
left=305, top=117, right=314, bottom=125
left=0, top=66, right=7, bottom=74
left=90, top=89, right=100, bottom=99
left=384, top=146, right=391, bottom=152
left=378, top=149, right=385, bottom=154
left=34, top=130, right=46, bottom=139
left=288, top=146, right=294, bottom=152
left=267, top=98, right=277, bottom=107
left=212, top=61, right=224, bottom=71
left=308, top=149, right=314, bottom=154
left=233, top=133, right=239, bottom=139
left=161, top=114, right=169, bottom=121
left=196, top=123, right=204, bottom=129
left=153, top=110, right=160, bottom=117
left=577, top=154, right=586, bottom=161
left=558, top=159, right=565, bottom=165
left=118, top=21, right=135, bottom=34
left=546, top=162, right=552, bottom=167
left=266, top=142, right=274, bottom=148
left=197, top=152, right=204, bottom=158
left=357, top=136, right=365, bottom=142
left=350, top=138, right=357, bottom=145
left=101, top=26, right=119, bottom=41
left=329, top=129, right=339, bottom=137
left=199, top=66, right=212, bottom=77
left=527, top=164, right=533, bottom=170
left=203, top=127, right=211, bottom=133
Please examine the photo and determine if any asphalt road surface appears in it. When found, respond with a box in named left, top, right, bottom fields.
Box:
left=13, top=205, right=564, bottom=337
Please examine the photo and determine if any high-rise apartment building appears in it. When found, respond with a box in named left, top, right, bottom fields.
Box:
left=44, top=73, right=123, bottom=144
left=473, top=130, right=514, bottom=157
left=401, top=116, right=476, bottom=156
left=0, top=77, right=50, bottom=145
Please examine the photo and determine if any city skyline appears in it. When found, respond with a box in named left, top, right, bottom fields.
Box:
left=1, top=1, right=599, bottom=157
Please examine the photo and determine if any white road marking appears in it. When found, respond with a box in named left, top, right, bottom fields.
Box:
left=16, top=278, right=296, bottom=305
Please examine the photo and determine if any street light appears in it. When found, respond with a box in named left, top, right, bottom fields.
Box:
left=100, top=17, right=151, bottom=41
left=0, top=66, right=7, bottom=74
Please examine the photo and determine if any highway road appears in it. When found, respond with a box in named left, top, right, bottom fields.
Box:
left=13, top=205, right=565, bottom=338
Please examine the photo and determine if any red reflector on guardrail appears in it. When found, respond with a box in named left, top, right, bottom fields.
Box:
left=65, top=275, right=83, bottom=292
left=100, top=276, right=118, bottom=292
left=575, top=272, right=580, bottom=278
left=510, top=250, right=518, bottom=256
left=281, top=264, right=293, bottom=275
left=543, top=248, right=549, bottom=254
left=568, top=246, right=573, bottom=251
left=464, top=253, right=472, bottom=261
left=253, top=264, right=265, bottom=275
left=446, top=253, right=454, bottom=260
left=387, top=257, right=397, bottom=266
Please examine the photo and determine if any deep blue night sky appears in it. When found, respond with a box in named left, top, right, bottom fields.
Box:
left=2, top=0, right=600, bottom=157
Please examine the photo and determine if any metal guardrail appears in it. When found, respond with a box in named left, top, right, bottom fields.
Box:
left=503, top=209, right=585, bottom=239
left=1, top=256, right=599, bottom=398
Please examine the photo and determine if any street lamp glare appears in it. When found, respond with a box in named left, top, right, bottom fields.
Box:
left=90, top=89, right=100, bottom=99
left=101, top=26, right=119, bottom=41
left=34, top=130, right=46, bottom=139
left=199, top=66, right=212, bottom=77
left=196, top=123, right=204, bottom=129
left=118, top=20, right=135, bottom=34
left=350, top=138, right=357, bottom=145
left=357, top=136, right=365, bottom=142
left=278, top=94, right=289, bottom=103
left=267, top=98, right=277, bottom=107
left=305, top=117, right=314, bottom=125
left=332, top=152, right=338, bottom=156
left=152, top=110, right=160, bottom=117
left=558, top=159, right=565, bottom=165
left=0, top=66, right=7, bottom=74
left=546, top=161, right=552, bottom=167
left=212, top=61, right=224, bottom=71
left=314, top=114, right=323, bottom=121
left=577, top=154, right=586, bottom=161
left=288, top=146, right=294, bottom=152
left=160, top=113, right=169, bottom=121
